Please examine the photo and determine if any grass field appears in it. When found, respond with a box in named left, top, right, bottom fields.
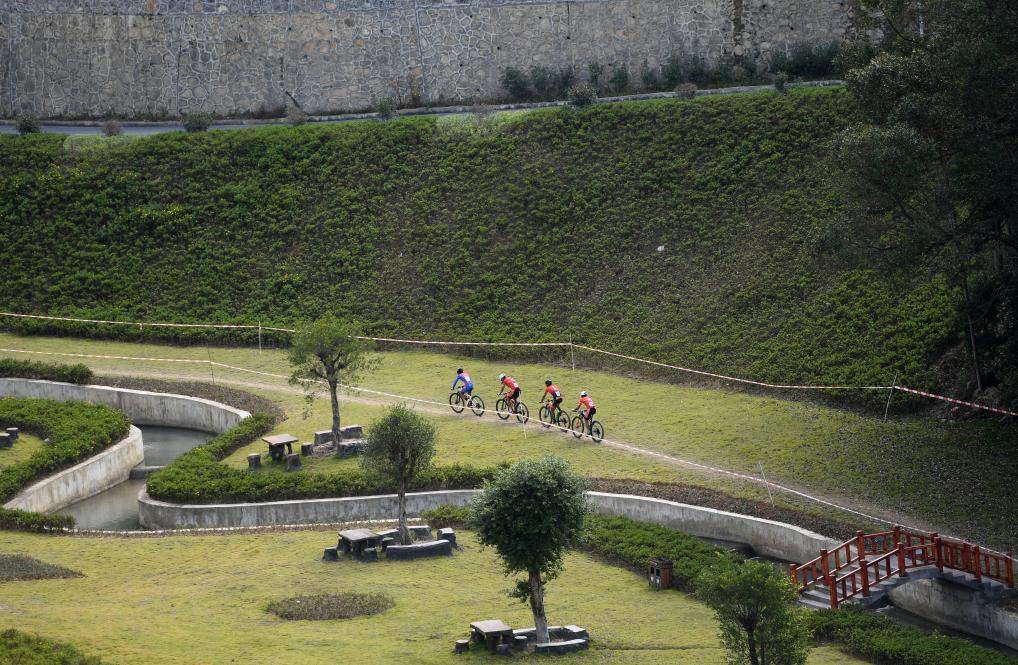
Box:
left=0, top=432, right=42, bottom=471
left=0, top=528, right=865, bottom=665
left=0, top=333, right=1014, bottom=548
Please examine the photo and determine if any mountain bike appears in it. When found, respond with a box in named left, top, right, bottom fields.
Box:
left=538, top=403, right=569, bottom=430
left=449, top=391, right=485, bottom=417
left=495, top=393, right=529, bottom=424
left=570, top=409, right=604, bottom=443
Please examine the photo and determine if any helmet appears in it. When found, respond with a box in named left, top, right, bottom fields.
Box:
left=498, top=373, right=506, bottom=381
left=580, top=391, right=588, bottom=397
left=545, top=379, right=553, bottom=386
left=457, top=368, right=464, bottom=374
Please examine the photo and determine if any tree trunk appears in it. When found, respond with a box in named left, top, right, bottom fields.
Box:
left=746, top=628, right=760, bottom=665
left=529, top=569, right=550, bottom=643
left=397, top=479, right=412, bottom=545
left=328, top=378, right=342, bottom=445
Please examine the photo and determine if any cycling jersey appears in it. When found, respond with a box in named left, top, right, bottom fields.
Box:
left=501, top=376, right=519, bottom=392
left=579, top=395, right=596, bottom=411
left=544, top=384, right=562, bottom=400
left=451, top=373, right=473, bottom=393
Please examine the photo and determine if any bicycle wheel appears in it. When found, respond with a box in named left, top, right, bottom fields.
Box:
left=515, top=402, right=529, bottom=424
left=589, top=420, right=604, bottom=443
left=448, top=392, right=464, bottom=414
left=469, top=395, right=485, bottom=417
left=570, top=415, right=585, bottom=438
left=495, top=398, right=510, bottom=420
left=538, top=405, right=552, bottom=427
left=554, top=410, right=570, bottom=430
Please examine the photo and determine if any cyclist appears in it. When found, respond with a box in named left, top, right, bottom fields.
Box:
left=498, top=373, right=521, bottom=409
left=577, top=390, right=596, bottom=432
left=542, top=379, right=563, bottom=420
left=451, top=368, right=474, bottom=396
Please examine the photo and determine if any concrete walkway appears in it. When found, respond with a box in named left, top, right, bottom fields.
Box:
left=0, top=80, right=842, bottom=136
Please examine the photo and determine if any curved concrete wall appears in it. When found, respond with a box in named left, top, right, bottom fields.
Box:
left=0, top=379, right=250, bottom=434
left=138, top=488, right=837, bottom=564
left=888, top=579, right=1018, bottom=651
left=3, top=426, right=144, bottom=514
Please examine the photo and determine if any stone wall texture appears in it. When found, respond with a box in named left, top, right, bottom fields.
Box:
left=1, top=0, right=863, bottom=118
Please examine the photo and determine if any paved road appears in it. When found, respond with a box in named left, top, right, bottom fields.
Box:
left=0, top=122, right=287, bottom=136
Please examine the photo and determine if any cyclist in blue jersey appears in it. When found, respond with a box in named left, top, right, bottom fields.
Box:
left=451, top=368, right=474, bottom=396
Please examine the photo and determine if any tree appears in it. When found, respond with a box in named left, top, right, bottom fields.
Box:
left=836, top=0, right=1018, bottom=404
left=470, top=457, right=587, bottom=644
left=695, top=560, right=809, bottom=665
left=361, top=405, right=436, bottom=545
left=288, top=316, right=376, bottom=447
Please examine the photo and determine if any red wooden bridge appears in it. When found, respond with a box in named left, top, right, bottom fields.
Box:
left=792, top=527, right=1015, bottom=609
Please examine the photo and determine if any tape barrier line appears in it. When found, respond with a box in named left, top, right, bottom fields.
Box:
left=0, top=345, right=980, bottom=546
left=0, top=310, right=1013, bottom=417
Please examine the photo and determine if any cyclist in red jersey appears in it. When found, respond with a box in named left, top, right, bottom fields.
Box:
left=577, top=391, right=596, bottom=423
left=498, top=373, right=521, bottom=408
left=542, top=379, right=563, bottom=418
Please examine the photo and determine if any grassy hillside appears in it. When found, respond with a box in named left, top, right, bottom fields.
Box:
left=0, top=88, right=961, bottom=397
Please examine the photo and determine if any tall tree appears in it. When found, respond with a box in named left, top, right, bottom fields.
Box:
left=696, top=560, right=810, bottom=665
left=362, top=405, right=436, bottom=545
left=288, top=316, right=376, bottom=446
left=470, top=457, right=587, bottom=644
left=837, top=0, right=1018, bottom=402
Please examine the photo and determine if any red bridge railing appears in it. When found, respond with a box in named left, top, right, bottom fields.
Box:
left=791, top=527, right=1015, bottom=608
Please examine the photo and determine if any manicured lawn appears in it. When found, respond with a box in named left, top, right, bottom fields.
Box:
left=0, top=529, right=865, bottom=664
left=0, top=333, right=1014, bottom=548
left=0, top=433, right=43, bottom=471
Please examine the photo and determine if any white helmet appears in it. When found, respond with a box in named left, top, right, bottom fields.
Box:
left=499, top=373, right=506, bottom=381
left=580, top=391, right=588, bottom=397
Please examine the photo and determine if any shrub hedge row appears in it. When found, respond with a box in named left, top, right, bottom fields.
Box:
left=0, top=507, right=75, bottom=532
left=0, top=629, right=104, bottom=664
left=0, top=359, right=93, bottom=385
left=807, top=607, right=1017, bottom=665
left=0, top=397, right=130, bottom=505
left=145, top=414, right=497, bottom=504
left=0, top=89, right=965, bottom=405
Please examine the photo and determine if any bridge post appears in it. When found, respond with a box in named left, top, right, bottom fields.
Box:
left=790, top=564, right=799, bottom=591
left=828, top=580, right=839, bottom=609
left=896, top=544, right=907, bottom=578
left=931, top=533, right=943, bottom=572
left=972, top=546, right=982, bottom=582
left=860, top=560, right=870, bottom=597
left=1006, top=552, right=1014, bottom=588
left=855, top=531, right=866, bottom=562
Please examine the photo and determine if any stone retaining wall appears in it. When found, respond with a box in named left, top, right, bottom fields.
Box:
left=138, top=487, right=838, bottom=563
left=3, top=426, right=144, bottom=513
left=888, top=579, right=1018, bottom=651
left=1, top=0, right=867, bottom=118
left=0, top=378, right=249, bottom=433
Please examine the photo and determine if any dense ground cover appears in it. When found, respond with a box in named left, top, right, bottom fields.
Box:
left=0, top=528, right=866, bottom=664
left=0, top=88, right=968, bottom=401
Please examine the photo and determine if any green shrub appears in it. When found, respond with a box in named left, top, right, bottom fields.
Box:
left=16, top=117, right=41, bottom=135
left=833, top=39, right=880, bottom=76
left=376, top=98, right=396, bottom=119
left=287, top=105, right=308, bottom=126
left=101, top=120, right=123, bottom=137
left=0, top=359, right=93, bottom=384
left=0, top=398, right=129, bottom=505
left=773, top=72, right=790, bottom=94
left=587, top=62, right=604, bottom=91
left=0, top=629, right=104, bottom=664
left=181, top=112, right=213, bottom=133
left=676, top=82, right=698, bottom=100
left=554, top=66, right=576, bottom=98
left=640, top=59, right=661, bottom=90
left=807, top=607, right=1016, bottom=665
left=770, top=41, right=840, bottom=78
left=580, top=514, right=738, bottom=591
left=568, top=84, right=598, bottom=107
left=499, top=66, right=531, bottom=100
left=266, top=592, right=394, bottom=620
left=0, top=508, right=75, bottom=532
left=608, top=65, right=629, bottom=93
left=420, top=504, right=471, bottom=529
left=530, top=65, right=555, bottom=99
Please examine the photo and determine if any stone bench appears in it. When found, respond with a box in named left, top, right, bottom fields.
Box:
left=533, top=638, right=589, bottom=654
left=385, top=538, right=453, bottom=561
left=0, top=433, right=10, bottom=449
left=314, top=425, right=364, bottom=445
left=5, top=427, right=18, bottom=441
left=377, top=525, right=432, bottom=542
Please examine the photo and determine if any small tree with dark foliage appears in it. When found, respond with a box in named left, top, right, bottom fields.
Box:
left=471, top=457, right=587, bottom=644
left=696, top=560, right=810, bottom=665
left=362, top=405, right=436, bottom=544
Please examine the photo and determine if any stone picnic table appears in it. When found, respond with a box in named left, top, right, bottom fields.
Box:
left=262, top=433, right=298, bottom=462
left=470, top=619, right=514, bottom=652
left=338, top=528, right=383, bottom=558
